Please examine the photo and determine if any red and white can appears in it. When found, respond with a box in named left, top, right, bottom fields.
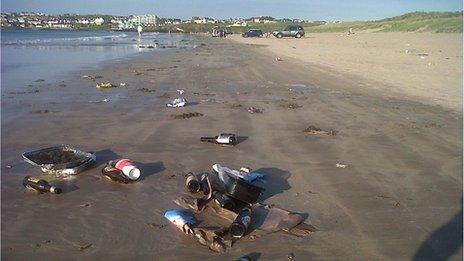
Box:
left=109, top=159, right=141, bottom=181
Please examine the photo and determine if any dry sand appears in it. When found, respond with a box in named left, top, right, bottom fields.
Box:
left=230, top=32, right=463, bottom=111
left=1, top=35, right=462, bottom=260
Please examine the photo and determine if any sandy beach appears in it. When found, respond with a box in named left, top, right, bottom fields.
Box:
left=230, top=32, right=463, bottom=111
left=1, top=33, right=462, bottom=260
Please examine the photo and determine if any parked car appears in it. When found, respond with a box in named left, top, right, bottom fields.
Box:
left=273, top=25, right=305, bottom=38
left=242, top=29, right=263, bottom=38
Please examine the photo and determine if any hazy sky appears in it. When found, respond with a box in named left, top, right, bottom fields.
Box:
left=2, top=0, right=462, bottom=21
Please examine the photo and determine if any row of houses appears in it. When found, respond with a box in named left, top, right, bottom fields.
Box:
left=1, top=12, right=326, bottom=30
left=1, top=13, right=110, bottom=28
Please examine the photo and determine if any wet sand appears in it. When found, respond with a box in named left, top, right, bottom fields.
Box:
left=1, top=35, right=462, bottom=260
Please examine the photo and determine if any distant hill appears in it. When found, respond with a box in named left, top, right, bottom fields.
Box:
left=305, top=11, right=463, bottom=33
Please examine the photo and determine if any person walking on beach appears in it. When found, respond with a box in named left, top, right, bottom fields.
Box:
left=137, top=25, right=143, bottom=39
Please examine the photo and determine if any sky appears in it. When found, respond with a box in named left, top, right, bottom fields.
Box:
left=1, top=0, right=462, bottom=21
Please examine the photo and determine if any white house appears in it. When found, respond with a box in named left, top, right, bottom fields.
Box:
left=92, top=17, right=105, bottom=25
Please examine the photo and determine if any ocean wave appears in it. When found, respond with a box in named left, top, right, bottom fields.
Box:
left=2, top=33, right=129, bottom=46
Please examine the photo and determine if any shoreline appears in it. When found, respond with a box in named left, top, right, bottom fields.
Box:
left=2, top=35, right=462, bottom=260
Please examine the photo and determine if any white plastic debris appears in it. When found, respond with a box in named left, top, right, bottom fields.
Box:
left=120, top=82, right=127, bottom=87
left=166, top=97, right=187, bottom=108
left=335, top=163, right=347, bottom=168
left=213, top=164, right=264, bottom=183
left=177, top=89, right=185, bottom=95
left=89, top=98, right=110, bottom=103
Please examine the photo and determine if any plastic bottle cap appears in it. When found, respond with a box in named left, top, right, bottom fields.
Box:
left=129, top=168, right=141, bottom=180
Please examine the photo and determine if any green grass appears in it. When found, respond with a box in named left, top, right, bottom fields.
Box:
left=305, top=11, right=463, bottom=33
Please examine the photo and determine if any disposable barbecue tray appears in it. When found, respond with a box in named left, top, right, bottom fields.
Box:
left=22, top=145, right=96, bottom=175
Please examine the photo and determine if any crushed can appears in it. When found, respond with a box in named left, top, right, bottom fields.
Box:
left=102, top=166, right=131, bottom=183
left=109, top=159, right=141, bottom=181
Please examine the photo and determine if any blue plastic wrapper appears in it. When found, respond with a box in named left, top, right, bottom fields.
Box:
left=241, top=172, right=265, bottom=183
left=164, top=209, right=197, bottom=234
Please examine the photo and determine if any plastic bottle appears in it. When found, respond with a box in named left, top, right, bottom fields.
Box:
left=164, top=209, right=196, bottom=234
left=230, top=208, right=252, bottom=238
left=108, top=159, right=141, bottom=180
left=22, top=176, right=62, bottom=194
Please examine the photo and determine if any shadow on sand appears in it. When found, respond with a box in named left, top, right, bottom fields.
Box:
left=135, top=161, right=166, bottom=180
left=93, top=149, right=121, bottom=167
left=254, top=167, right=291, bottom=201
left=413, top=200, right=463, bottom=260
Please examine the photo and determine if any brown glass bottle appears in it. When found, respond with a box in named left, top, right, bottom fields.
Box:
left=23, top=176, right=62, bottom=194
left=230, top=208, right=252, bottom=238
left=213, top=191, right=236, bottom=210
left=200, top=133, right=237, bottom=145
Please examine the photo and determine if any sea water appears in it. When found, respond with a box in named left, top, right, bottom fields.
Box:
left=1, top=28, right=195, bottom=91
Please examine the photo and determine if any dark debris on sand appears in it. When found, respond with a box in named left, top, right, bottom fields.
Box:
left=171, top=112, right=204, bottom=119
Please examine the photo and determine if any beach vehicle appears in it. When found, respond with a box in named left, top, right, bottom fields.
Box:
left=242, top=29, right=263, bottom=38
left=273, top=25, right=305, bottom=38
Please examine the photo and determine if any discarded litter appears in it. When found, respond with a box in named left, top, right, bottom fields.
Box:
left=119, top=82, right=127, bottom=87
left=247, top=107, right=263, bottom=114
left=164, top=209, right=196, bottom=234
left=23, top=176, right=62, bottom=194
left=185, top=172, right=207, bottom=194
left=213, top=164, right=265, bottom=184
left=22, top=145, right=96, bottom=175
left=96, top=82, right=114, bottom=89
left=137, top=88, right=156, bottom=93
left=107, top=159, right=141, bottom=181
left=335, top=163, right=347, bottom=168
left=214, top=191, right=236, bottom=211
left=102, top=165, right=131, bottom=183
left=212, top=164, right=265, bottom=203
left=82, top=75, right=94, bottom=80
left=279, top=102, right=301, bottom=109
left=166, top=97, right=187, bottom=108
left=303, top=126, right=337, bottom=136
left=79, top=243, right=92, bottom=251
left=201, top=133, right=237, bottom=146
left=230, top=207, right=252, bottom=238
left=82, top=75, right=102, bottom=81
left=275, top=57, right=283, bottom=62
left=89, top=98, right=110, bottom=103
left=177, top=89, right=185, bottom=95
left=172, top=112, right=203, bottom=119
left=164, top=164, right=315, bottom=253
